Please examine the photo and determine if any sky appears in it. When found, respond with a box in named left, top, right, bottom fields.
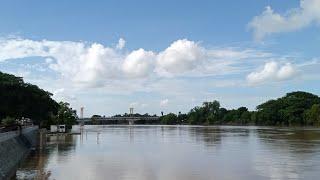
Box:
left=0, top=0, right=320, bottom=117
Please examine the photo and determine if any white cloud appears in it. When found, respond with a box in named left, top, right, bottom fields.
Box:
left=122, top=48, right=155, bottom=78
left=156, top=40, right=273, bottom=77
left=2, top=37, right=317, bottom=116
left=53, top=88, right=65, bottom=95
left=247, top=61, right=297, bottom=85
left=0, top=37, right=271, bottom=88
left=72, top=43, right=122, bottom=86
left=160, top=99, right=169, bottom=107
left=277, top=63, right=297, bottom=80
left=45, top=58, right=54, bottom=64
left=116, top=38, right=126, bottom=50
left=129, top=102, right=148, bottom=109
left=0, top=38, right=123, bottom=87
left=157, top=39, right=205, bottom=74
left=249, top=0, right=320, bottom=40
left=53, top=88, right=77, bottom=102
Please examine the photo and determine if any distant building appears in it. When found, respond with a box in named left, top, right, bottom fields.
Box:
left=50, top=125, right=66, bottom=133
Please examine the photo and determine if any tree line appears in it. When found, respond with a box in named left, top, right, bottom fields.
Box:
left=0, top=71, right=77, bottom=129
left=160, top=91, right=320, bottom=126
left=2, top=71, right=320, bottom=128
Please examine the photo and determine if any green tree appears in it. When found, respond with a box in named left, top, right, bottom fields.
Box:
left=187, top=106, right=205, bottom=125
left=0, top=71, right=59, bottom=126
left=177, top=113, right=188, bottom=124
left=240, top=111, right=252, bottom=125
left=1, top=116, right=16, bottom=126
left=160, top=113, right=178, bottom=125
left=91, top=115, right=102, bottom=125
left=256, top=91, right=320, bottom=126
left=305, top=104, right=320, bottom=126
left=55, top=102, right=77, bottom=129
left=203, top=101, right=220, bottom=124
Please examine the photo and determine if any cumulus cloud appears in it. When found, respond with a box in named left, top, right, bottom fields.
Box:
left=116, top=38, right=126, bottom=50
left=0, top=37, right=275, bottom=88
left=155, top=39, right=269, bottom=77
left=122, top=48, right=155, bottom=78
left=160, top=99, right=169, bottom=107
left=247, top=61, right=297, bottom=85
left=157, top=39, right=205, bottom=74
left=0, top=38, right=123, bottom=87
left=249, top=0, right=320, bottom=40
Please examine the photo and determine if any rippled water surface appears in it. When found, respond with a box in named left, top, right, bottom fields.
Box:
left=15, top=125, right=320, bottom=180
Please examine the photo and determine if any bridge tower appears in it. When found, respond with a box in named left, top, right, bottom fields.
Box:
left=80, top=107, right=84, bottom=126
left=129, top=107, right=134, bottom=125
left=80, top=107, right=84, bottom=118
left=129, top=107, right=134, bottom=115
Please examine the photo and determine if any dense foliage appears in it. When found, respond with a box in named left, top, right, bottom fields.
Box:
left=1, top=116, right=16, bottom=126
left=0, top=71, right=59, bottom=126
left=0, top=71, right=76, bottom=128
left=256, top=92, right=320, bottom=126
left=55, top=102, right=77, bottom=129
left=160, top=91, right=320, bottom=126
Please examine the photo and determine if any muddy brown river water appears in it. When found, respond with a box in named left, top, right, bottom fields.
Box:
left=14, top=125, right=320, bottom=180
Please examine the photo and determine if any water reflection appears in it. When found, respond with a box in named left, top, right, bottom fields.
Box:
left=15, top=125, right=320, bottom=180
left=16, top=135, right=77, bottom=179
left=253, top=128, right=320, bottom=179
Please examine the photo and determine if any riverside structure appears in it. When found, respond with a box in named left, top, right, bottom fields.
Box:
left=0, top=126, right=39, bottom=179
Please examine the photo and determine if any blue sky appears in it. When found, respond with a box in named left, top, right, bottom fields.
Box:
left=0, top=0, right=320, bottom=117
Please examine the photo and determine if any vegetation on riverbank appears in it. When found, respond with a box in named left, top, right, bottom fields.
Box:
left=0, top=71, right=77, bottom=129
left=1, top=71, right=320, bottom=127
left=160, top=91, right=320, bottom=126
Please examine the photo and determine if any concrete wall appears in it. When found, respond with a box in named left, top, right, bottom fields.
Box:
left=0, top=126, right=38, bottom=180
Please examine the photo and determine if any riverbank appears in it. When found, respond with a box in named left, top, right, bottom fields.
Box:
left=0, top=126, right=38, bottom=180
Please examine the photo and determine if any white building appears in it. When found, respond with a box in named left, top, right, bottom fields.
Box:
left=50, top=125, right=66, bottom=133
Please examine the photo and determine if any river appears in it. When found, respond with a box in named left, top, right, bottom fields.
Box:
left=14, top=125, right=320, bottom=180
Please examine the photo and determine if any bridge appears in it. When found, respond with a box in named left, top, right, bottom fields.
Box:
left=77, top=116, right=160, bottom=125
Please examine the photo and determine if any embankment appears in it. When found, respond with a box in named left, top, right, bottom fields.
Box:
left=0, top=126, right=39, bottom=180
